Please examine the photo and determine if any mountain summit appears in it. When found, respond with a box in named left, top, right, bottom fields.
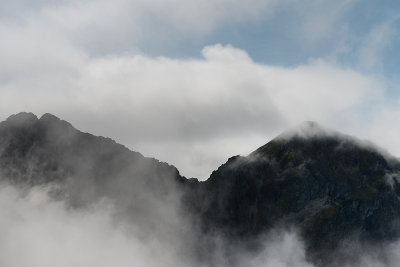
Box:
left=275, top=121, right=336, bottom=140
left=186, top=121, right=400, bottom=264
left=1, top=113, right=400, bottom=266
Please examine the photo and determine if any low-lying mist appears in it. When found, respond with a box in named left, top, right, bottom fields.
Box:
left=3, top=181, right=400, bottom=267
left=0, top=182, right=310, bottom=267
left=0, top=182, right=195, bottom=267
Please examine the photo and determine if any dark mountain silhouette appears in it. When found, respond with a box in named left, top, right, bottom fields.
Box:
left=0, top=112, right=183, bottom=188
left=0, top=112, right=187, bottom=237
left=186, top=121, right=400, bottom=264
left=1, top=113, right=400, bottom=266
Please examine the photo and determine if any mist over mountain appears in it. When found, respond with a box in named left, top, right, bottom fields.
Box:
left=1, top=112, right=400, bottom=266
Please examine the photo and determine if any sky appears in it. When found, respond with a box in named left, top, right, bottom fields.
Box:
left=1, top=0, right=400, bottom=179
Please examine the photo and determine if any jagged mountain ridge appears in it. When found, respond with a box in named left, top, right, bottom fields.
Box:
left=0, top=112, right=185, bottom=208
left=1, top=112, right=400, bottom=266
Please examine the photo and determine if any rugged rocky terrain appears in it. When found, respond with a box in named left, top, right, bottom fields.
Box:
left=1, top=112, right=400, bottom=266
left=186, top=122, right=400, bottom=264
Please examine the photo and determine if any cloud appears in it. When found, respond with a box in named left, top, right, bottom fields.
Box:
left=0, top=184, right=184, bottom=267
left=0, top=0, right=279, bottom=54
left=0, top=0, right=395, bottom=179
left=0, top=42, right=385, bottom=178
left=356, top=17, right=400, bottom=72
left=0, top=0, right=361, bottom=56
left=4, top=181, right=400, bottom=267
left=288, top=0, right=357, bottom=44
left=237, top=230, right=313, bottom=267
left=0, top=182, right=316, bottom=267
left=363, top=102, right=400, bottom=159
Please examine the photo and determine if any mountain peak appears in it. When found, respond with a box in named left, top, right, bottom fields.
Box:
left=276, top=121, right=335, bottom=140
left=5, top=112, right=38, bottom=126
left=251, top=121, right=338, bottom=157
left=38, top=113, right=75, bottom=132
left=40, top=113, right=61, bottom=121
left=251, top=121, right=396, bottom=165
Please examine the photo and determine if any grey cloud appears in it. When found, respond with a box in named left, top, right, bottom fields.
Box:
left=0, top=0, right=390, bottom=179
left=0, top=44, right=384, bottom=178
left=0, top=184, right=191, bottom=267
left=356, top=18, right=399, bottom=72
left=4, top=181, right=400, bottom=267
left=0, top=0, right=279, bottom=54
left=0, top=182, right=316, bottom=267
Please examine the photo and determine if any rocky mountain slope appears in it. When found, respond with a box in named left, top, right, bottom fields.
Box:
left=1, top=113, right=400, bottom=266
left=186, top=122, right=400, bottom=264
left=0, top=112, right=187, bottom=239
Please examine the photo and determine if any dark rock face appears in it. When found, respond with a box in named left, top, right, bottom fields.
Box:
left=1, top=113, right=400, bottom=265
left=0, top=112, right=185, bottom=215
left=186, top=125, right=400, bottom=264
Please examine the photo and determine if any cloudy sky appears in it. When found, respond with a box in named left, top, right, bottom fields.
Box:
left=1, top=0, right=400, bottom=179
